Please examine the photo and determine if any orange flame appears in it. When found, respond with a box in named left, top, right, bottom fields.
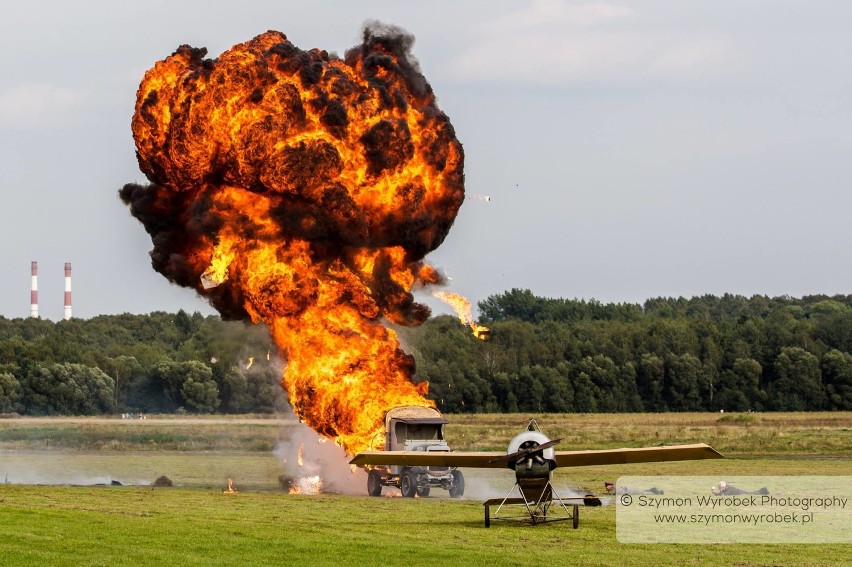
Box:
left=297, top=443, right=304, bottom=467
left=223, top=478, right=239, bottom=494
left=288, top=476, right=323, bottom=495
left=200, top=239, right=236, bottom=289
left=122, top=25, right=464, bottom=454
left=433, top=291, right=490, bottom=340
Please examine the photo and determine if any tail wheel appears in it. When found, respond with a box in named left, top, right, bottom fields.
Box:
left=400, top=470, right=418, bottom=498
left=449, top=470, right=465, bottom=498
left=367, top=471, right=382, bottom=497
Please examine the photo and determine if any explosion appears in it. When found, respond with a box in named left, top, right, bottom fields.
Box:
left=121, top=23, right=464, bottom=454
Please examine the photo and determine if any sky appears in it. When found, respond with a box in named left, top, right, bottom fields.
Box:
left=1, top=0, right=850, bottom=321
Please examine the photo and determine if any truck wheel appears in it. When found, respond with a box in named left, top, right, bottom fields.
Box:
left=416, top=486, right=430, bottom=498
left=449, top=470, right=465, bottom=498
left=400, top=471, right=418, bottom=498
left=367, top=471, right=383, bottom=497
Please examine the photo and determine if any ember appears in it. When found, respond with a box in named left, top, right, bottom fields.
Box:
left=121, top=23, right=465, bottom=454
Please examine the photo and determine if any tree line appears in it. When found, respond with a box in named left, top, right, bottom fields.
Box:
left=409, top=289, right=851, bottom=413
left=0, top=311, right=284, bottom=415
left=0, top=290, right=849, bottom=415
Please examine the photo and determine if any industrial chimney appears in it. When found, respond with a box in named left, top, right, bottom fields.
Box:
left=64, top=262, right=72, bottom=320
left=30, top=261, right=38, bottom=318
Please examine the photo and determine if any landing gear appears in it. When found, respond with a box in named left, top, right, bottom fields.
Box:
left=483, top=480, right=579, bottom=528
left=416, top=486, right=431, bottom=497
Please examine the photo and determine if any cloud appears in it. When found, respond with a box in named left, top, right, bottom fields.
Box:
left=444, top=1, right=734, bottom=85
left=485, top=0, right=634, bottom=31
left=0, top=83, right=87, bottom=128
left=647, top=37, right=732, bottom=75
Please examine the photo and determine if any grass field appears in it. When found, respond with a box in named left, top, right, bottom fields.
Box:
left=1, top=413, right=850, bottom=566
left=2, top=412, right=849, bottom=455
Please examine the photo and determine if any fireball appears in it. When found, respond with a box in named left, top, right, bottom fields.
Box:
left=121, top=23, right=464, bottom=454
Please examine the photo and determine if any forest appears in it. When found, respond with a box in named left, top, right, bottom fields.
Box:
left=0, top=290, right=849, bottom=415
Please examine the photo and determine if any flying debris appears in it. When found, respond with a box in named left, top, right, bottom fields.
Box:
left=121, top=23, right=465, bottom=454
left=433, top=291, right=490, bottom=340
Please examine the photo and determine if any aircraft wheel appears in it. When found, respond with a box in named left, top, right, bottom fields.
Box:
left=416, top=486, right=430, bottom=497
left=449, top=470, right=465, bottom=498
left=400, top=470, right=418, bottom=498
left=367, top=471, right=383, bottom=497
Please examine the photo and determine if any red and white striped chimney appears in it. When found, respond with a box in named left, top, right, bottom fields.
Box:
left=30, top=261, right=39, bottom=318
left=64, top=262, right=72, bottom=320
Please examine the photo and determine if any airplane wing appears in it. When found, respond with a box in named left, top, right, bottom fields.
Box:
left=350, top=443, right=722, bottom=468
left=349, top=451, right=506, bottom=468
left=553, top=443, right=723, bottom=467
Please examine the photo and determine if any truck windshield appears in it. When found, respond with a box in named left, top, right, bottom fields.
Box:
left=395, top=422, right=443, bottom=442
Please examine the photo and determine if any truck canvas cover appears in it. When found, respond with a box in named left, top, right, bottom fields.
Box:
left=384, top=406, right=446, bottom=429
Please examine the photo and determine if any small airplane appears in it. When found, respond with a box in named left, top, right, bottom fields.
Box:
left=350, top=419, right=723, bottom=528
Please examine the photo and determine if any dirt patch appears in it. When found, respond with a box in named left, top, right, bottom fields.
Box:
left=153, top=476, right=173, bottom=487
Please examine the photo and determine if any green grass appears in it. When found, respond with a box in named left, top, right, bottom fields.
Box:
left=3, top=412, right=849, bottom=455
left=0, top=416, right=290, bottom=452
left=0, top=414, right=850, bottom=566
left=446, top=412, right=852, bottom=455
left=0, top=485, right=849, bottom=567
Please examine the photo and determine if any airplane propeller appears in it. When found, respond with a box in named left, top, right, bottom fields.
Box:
left=488, top=438, right=562, bottom=465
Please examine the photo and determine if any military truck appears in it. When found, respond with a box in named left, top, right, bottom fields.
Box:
left=365, top=406, right=465, bottom=498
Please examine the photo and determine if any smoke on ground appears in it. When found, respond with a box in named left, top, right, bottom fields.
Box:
left=1, top=467, right=149, bottom=487
left=458, top=468, right=612, bottom=505
left=273, top=421, right=366, bottom=494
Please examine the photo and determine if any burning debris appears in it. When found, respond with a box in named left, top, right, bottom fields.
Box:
left=223, top=478, right=239, bottom=494
left=433, top=291, right=490, bottom=340
left=278, top=474, right=324, bottom=495
left=121, top=23, right=467, bottom=454
left=274, top=423, right=366, bottom=494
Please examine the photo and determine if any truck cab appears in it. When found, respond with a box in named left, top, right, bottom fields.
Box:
left=366, top=406, right=464, bottom=498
